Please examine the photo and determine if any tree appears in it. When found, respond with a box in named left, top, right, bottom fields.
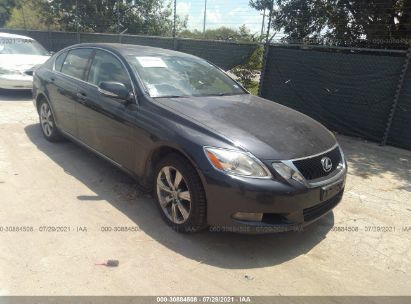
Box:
left=5, top=0, right=186, bottom=36
left=249, top=0, right=273, bottom=11
left=179, top=25, right=263, bottom=94
left=180, top=25, right=259, bottom=42
left=6, top=0, right=60, bottom=30
left=0, top=0, right=16, bottom=27
left=43, top=0, right=186, bottom=36
left=231, top=45, right=264, bottom=95
left=250, top=0, right=411, bottom=48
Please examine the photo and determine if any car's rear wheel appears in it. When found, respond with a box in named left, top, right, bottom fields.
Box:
left=154, top=154, right=207, bottom=233
left=38, top=99, right=63, bottom=142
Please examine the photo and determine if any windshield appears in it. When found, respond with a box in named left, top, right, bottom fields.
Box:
left=127, top=55, right=246, bottom=98
left=0, top=38, right=48, bottom=55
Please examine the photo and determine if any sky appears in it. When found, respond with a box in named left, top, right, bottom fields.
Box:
left=175, top=0, right=266, bottom=34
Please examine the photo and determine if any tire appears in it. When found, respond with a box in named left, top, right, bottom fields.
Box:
left=153, top=154, right=207, bottom=233
left=38, top=99, right=64, bottom=142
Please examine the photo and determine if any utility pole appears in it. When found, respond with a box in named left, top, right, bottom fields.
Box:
left=260, top=9, right=266, bottom=41
left=117, top=0, right=120, bottom=33
left=21, top=3, right=27, bottom=30
left=75, top=0, right=80, bottom=42
left=173, top=0, right=177, bottom=50
left=258, top=0, right=274, bottom=96
left=173, top=0, right=177, bottom=39
left=203, top=0, right=207, bottom=36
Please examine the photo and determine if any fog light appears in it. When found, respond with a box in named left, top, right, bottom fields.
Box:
left=232, top=212, right=263, bottom=222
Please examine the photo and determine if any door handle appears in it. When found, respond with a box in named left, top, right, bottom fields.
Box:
left=50, top=77, right=55, bottom=82
left=76, top=92, right=87, bottom=104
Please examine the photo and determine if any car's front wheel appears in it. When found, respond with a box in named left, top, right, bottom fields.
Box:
left=154, top=154, right=207, bottom=233
left=38, top=99, right=63, bottom=142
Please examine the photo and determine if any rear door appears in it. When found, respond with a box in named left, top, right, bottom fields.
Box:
left=76, top=49, right=138, bottom=171
left=48, top=48, right=93, bottom=136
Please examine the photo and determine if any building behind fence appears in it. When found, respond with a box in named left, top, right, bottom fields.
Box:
left=1, top=28, right=411, bottom=151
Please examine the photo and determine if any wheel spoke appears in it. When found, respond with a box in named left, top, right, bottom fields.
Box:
left=178, top=191, right=191, bottom=202
left=163, top=167, right=175, bottom=190
left=158, top=179, right=172, bottom=193
left=176, top=201, right=189, bottom=220
left=174, top=171, right=183, bottom=189
left=171, top=203, right=178, bottom=222
left=45, top=124, right=51, bottom=136
left=160, top=196, right=173, bottom=208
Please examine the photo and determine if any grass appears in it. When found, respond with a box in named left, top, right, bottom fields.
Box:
left=245, top=80, right=259, bottom=96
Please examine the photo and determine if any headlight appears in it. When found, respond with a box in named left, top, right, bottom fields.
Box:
left=0, top=68, right=21, bottom=75
left=272, top=162, right=305, bottom=184
left=204, top=147, right=272, bottom=178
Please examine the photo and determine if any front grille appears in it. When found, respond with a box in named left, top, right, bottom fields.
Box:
left=293, top=146, right=342, bottom=180
left=303, top=191, right=343, bottom=222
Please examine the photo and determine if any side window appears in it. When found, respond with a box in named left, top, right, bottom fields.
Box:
left=54, top=51, right=67, bottom=71
left=61, top=48, right=93, bottom=80
left=88, top=50, right=131, bottom=90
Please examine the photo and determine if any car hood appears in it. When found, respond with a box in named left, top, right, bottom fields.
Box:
left=156, top=94, right=337, bottom=160
left=0, top=54, right=49, bottom=71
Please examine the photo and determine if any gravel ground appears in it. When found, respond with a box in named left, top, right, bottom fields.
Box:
left=0, top=90, right=410, bottom=296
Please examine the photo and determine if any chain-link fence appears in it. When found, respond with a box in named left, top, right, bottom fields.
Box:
left=2, top=0, right=411, bottom=150
left=0, top=28, right=257, bottom=71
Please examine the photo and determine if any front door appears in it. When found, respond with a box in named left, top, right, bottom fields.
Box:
left=49, top=48, right=93, bottom=136
left=76, top=49, right=138, bottom=171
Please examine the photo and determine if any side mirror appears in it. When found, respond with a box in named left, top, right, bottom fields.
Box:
left=48, top=51, right=55, bottom=56
left=98, top=81, right=131, bottom=102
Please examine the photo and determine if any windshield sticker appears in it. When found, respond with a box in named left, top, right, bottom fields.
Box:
left=0, top=38, right=33, bottom=44
left=136, top=57, right=167, bottom=68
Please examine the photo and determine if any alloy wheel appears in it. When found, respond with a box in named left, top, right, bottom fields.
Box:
left=40, top=102, right=53, bottom=137
left=156, top=166, right=192, bottom=224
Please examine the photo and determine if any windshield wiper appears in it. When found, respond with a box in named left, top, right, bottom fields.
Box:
left=154, top=95, right=188, bottom=99
left=211, top=92, right=248, bottom=97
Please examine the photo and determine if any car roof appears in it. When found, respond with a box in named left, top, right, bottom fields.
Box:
left=0, top=32, right=34, bottom=40
left=67, top=43, right=198, bottom=59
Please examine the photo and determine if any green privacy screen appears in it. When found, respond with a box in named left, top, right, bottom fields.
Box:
left=386, top=64, right=411, bottom=150
left=0, top=29, right=256, bottom=71
left=260, top=46, right=411, bottom=149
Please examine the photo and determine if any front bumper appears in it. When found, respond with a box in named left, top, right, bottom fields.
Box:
left=0, top=74, right=33, bottom=89
left=203, top=168, right=346, bottom=233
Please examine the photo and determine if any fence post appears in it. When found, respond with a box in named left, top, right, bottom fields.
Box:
left=48, top=29, right=53, bottom=52
left=258, top=0, right=274, bottom=97
left=75, top=0, right=80, bottom=43
left=381, top=42, right=411, bottom=146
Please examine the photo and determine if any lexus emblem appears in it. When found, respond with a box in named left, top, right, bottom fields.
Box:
left=321, top=157, right=333, bottom=172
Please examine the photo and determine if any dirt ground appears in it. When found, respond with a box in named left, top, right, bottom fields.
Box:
left=0, top=90, right=410, bottom=296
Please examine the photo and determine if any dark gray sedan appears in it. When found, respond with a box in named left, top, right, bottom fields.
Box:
left=33, top=43, right=347, bottom=233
